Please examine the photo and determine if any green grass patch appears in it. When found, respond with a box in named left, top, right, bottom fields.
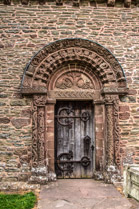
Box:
left=0, top=192, right=37, bottom=209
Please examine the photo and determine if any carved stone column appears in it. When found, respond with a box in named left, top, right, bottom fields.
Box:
left=104, top=94, right=121, bottom=183
left=113, top=96, right=120, bottom=168
left=105, top=94, right=120, bottom=167
left=30, top=95, right=48, bottom=184
left=105, top=102, right=114, bottom=165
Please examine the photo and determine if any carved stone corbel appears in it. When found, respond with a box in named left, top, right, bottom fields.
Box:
left=124, top=0, right=131, bottom=7
left=3, top=0, right=11, bottom=5
left=107, top=0, right=115, bottom=7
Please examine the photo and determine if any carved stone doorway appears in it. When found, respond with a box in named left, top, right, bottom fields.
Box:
left=21, top=38, right=128, bottom=183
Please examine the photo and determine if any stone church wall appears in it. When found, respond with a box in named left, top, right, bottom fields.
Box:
left=0, top=1, right=138, bottom=187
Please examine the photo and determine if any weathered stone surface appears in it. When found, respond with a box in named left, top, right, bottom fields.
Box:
left=39, top=180, right=132, bottom=209
left=0, top=117, right=10, bottom=124
left=0, top=181, right=40, bottom=191
left=124, top=165, right=139, bottom=201
left=11, top=118, right=30, bottom=129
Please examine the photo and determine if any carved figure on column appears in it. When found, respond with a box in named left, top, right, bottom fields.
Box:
left=33, top=95, right=47, bottom=106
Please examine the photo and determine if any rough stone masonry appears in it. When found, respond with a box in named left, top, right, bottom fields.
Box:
left=0, top=0, right=139, bottom=190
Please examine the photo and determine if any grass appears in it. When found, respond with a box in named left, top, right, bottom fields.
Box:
left=0, top=192, right=37, bottom=209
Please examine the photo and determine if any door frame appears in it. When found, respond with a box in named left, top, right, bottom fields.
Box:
left=21, top=38, right=128, bottom=183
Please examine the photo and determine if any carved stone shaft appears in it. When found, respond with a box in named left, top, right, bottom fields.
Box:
left=107, top=0, right=115, bottom=7
left=124, top=0, right=131, bottom=7
left=37, top=107, right=45, bottom=166
left=32, top=96, right=46, bottom=168
left=106, top=104, right=114, bottom=165
left=32, top=105, right=38, bottom=167
left=113, top=97, right=120, bottom=167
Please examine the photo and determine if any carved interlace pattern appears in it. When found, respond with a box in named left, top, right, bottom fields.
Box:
left=48, top=90, right=95, bottom=99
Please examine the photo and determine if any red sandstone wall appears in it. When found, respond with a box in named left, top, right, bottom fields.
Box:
left=0, top=3, right=138, bottom=182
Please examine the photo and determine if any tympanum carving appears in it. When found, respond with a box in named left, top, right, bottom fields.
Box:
left=55, top=72, right=94, bottom=90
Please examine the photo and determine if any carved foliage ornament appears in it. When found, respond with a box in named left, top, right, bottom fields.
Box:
left=55, top=72, right=94, bottom=90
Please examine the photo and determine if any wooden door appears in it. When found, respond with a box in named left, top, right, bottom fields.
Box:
left=55, top=101, right=94, bottom=178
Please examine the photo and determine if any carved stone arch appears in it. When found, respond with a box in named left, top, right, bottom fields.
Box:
left=21, top=38, right=128, bottom=183
left=21, top=38, right=127, bottom=94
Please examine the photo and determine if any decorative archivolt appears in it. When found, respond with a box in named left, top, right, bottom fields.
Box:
left=21, top=38, right=127, bottom=94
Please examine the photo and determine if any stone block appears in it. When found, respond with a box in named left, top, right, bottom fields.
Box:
left=119, top=106, right=130, bottom=112
left=119, top=112, right=130, bottom=120
left=11, top=118, right=30, bottom=129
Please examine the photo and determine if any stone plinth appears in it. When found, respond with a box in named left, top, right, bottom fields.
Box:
left=124, top=164, right=139, bottom=201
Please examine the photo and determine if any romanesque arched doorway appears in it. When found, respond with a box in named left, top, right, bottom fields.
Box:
left=21, top=38, right=128, bottom=183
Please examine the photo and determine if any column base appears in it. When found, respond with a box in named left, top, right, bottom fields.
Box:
left=93, top=165, right=122, bottom=184
left=29, top=166, right=56, bottom=184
